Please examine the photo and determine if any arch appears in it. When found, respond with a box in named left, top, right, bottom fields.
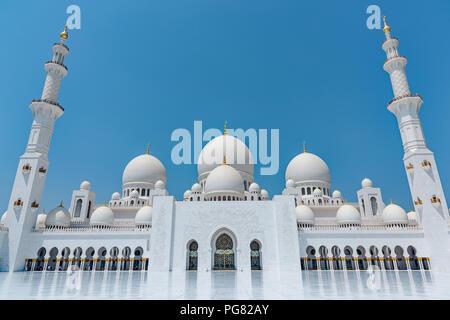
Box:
left=74, top=199, right=82, bottom=218
left=394, top=246, right=407, bottom=270
left=212, top=231, right=236, bottom=270
left=87, top=201, right=92, bottom=218
left=47, top=247, right=58, bottom=271
left=187, top=240, right=198, bottom=271
left=109, top=247, right=119, bottom=271
left=121, top=246, right=132, bottom=271
left=307, top=187, right=311, bottom=195
left=306, top=246, right=317, bottom=270
left=72, top=247, right=83, bottom=269
left=319, top=245, right=329, bottom=270
left=34, top=247, right=46, bottom=271
left=382, top=245, right=394, bottom=270
left=343, top=246, right=355, bottom=270
left=407, top=246, right=420, bottom=270
left=361, top=199, right=365, bottom=215
left=59, top=247, right=71, bottom=271
left=133, top=246, right=144, bottom=271
left=356, top=246, right=368, bottom=270
left=331, top=245, right=342, bottom=270
left=369, top=245, right=381, bottom=269
left=83, top=247, right=95, bottom=271
left=250, top=240, right=262, bottom=270
left=370, top=197, right=378, bottom=216
left=96, top=247, right=107, bottom=271
left=141, top=189, right=145, bottom=196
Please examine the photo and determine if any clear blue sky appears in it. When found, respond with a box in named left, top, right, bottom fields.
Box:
left=0, top=0, right=449, bottom=212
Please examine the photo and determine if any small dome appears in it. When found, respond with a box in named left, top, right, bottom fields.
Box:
left=36, top=211, right=47, bottom=227
left=130, top=190, right=139, bottom=198
left=122, top=153, right=167, bottom=186
left=336, top=204, right=361, bottom=225
left=260, top=189, right=269, bottom=199
left=332, top=190, right=342, bottom=198
left=46, top=205, right=71, bottom=227
left=286, top=152, right=330, bottom=184
left=382, top=203, right=408, bottom=225
left=90, top=205, right=114, bottom=227
left=205, top=164, right=244, bottom=194
left=183, top=190, right=192, bottom=199
left=313, top=188, right=322, bottom=196
left=249, top=182, right=260, bottom=193
left=361, top=178, right=373, bottom=188
left=191, top=183, right=202, bottom=193
left=80, top=180, right=91, bottom=191
left=155, top=180, right=166, bottom=190
left=0, top=211, right=7, bottom=225
left=286, top=179, right=296, bottom=188
left=135, top=205, right=152, bottom=227
left=111, top=192, right=120, bottom=200
left=296, top=204, right=315, bottom=225
left=407, top=210, right=417, bottom=222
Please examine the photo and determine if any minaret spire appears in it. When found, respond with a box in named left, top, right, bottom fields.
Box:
left=381, top=18, right=448, bottom=230
left=4, top=25, right=70, bottom=271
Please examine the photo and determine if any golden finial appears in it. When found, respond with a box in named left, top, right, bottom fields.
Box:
left=146, top=143, right=149, bottom=155
left=344, top=199, right=348, bottom=204
left=146, top=200, right=150, bottom=206
left=390, top=198, right=393, bottom=204
left=222, top=155, right=227, bottom=165
left=42, top=209, right=46, bottom=215
left=60, top=24, right=68, bottom=39
left=224, top=121, right=227, bottom=136
left=59, top=201, right=63, bottom=207
left=383, top=16, right=391, bottom=33
left=103, top=201, right=107, bottom=207
left=303, top=141, right=306, bottom=153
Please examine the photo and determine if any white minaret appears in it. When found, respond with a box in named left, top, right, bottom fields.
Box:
left=3, top=26, right=69, bottom=271
left=382, top=17, right=450, bottom=270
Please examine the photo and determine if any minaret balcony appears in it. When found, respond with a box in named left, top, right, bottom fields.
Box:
left=383, top=55, right=407, bottom=72
left=13, top=199, right=23, bottom=208
left=22, top=164, right=32, bottom=174
left=387, top=93, right=422, bottom=108
left=45, top=60, right=68, bottom=71
left=31, top=99, right=64, bottom=112
left=30, top=201, right=40, bottom=209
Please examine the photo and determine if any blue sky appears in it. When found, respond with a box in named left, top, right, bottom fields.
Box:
left=0, top=0, right=449, bottom=212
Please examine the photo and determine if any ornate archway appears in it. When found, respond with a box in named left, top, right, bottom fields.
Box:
left=213, top=234, right=235, bottom=270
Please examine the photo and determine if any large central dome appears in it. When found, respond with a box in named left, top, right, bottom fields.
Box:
left=198, top=135, right=254, bottom=179
left=122, top=153, right=167, bottom=186
left=285, top=152, right=330, bottom=184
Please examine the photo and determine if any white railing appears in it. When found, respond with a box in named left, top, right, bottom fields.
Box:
left=33, top=226, right=151, bottom=233
left=299, top=224, right=422, bottom=233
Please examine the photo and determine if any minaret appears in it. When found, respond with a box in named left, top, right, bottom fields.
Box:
left=3, top=26, right=69, bottom=271
left=382, top=18, right=450, bottom=270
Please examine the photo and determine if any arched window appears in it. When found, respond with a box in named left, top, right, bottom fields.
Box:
left=96, top=247, right=107, bottom=271
left=370, top=197, right=378, bottom=216
left=133, top=247, right=144, bottom=271
left=250, top=240, right=261, bottom=270
left=109, top=247, right=119, bottom=271
left=147, top=189, right=150, bottom=196
left=47, top=247, right=58, bottom=271
left=361, top=199, right=365, bottom=215
left=307, top=187, right=311, bottom=195
left=214, top=234, right=235, bottom=270
left=301, top=188, right=305, bottom=195
left=74, top=199, right=82, bottom=218
left=188, top=241, right=198, bottom=271
left=141, top=189, right=145, bottom=196
left=121, top=247, right=131, bottom=271
left=34, top=247, right=46, bottom=271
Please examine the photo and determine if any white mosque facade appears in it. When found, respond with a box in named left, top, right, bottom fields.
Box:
left=0, top=19, right=449, bottom=274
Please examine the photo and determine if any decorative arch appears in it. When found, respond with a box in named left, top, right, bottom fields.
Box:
left=186, top=240, right=198, bottom=271
left=250, top=239, right=262, bottom=270
left=210, top=228, right=237, bottom=270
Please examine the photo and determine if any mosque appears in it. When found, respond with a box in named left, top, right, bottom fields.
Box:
left=0, top=18, right=449, bottom=274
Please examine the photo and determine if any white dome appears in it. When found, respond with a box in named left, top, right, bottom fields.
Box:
left=336, top=204, right=361, bottom=225
left=80, top=180, right=91, bottom=190
left=90, top=205, right=114, bottom=227
left=261, top=189, right=269, bottom=199
left=130, top=190, right=139, bottom=198
left=286, top=179, right=296, bottom=188
left=0, top=211, right=7, bottom=225
left=313, top=188, right=322, bottom=196
left=382, top=203, right=408, bottom=225
left=198, top=135, right=254, bottom=179
left=286, top=152, right=330, bottom=184
left=249, top=182, right=260, bottom=193
left=191, top=183, right=202, bottom=193
left=183, top=190, right=192, bottom=199
left=122, top=154, right=167, bottom=186
left=135, top=205, right=152, bottom=226
left=361, top=178, right=373, bottom=188
left=111, top=192, right=120, bottom=200
left=332, top=190, right=342, bottom=198
left=296, top=204, right=315, bottom=225
left=155, top=180, right=166, bottom=190
left=407, top=210, right=417, bottom=221
left=46, top=205, right=71, bottom=227
left=205, top=164, right=244, bottom=194
left=36, top=211, right=47, bottom=227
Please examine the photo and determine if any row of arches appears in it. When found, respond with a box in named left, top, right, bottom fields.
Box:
left=301, top=187, right=331, bottom=197
left=25, top=246, right=149, bottom=272
left=123, top=187, right=150, bottom=198
left=186, top=236, right=262, bottom=271
left=301, top=245, right=430, bottom=271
